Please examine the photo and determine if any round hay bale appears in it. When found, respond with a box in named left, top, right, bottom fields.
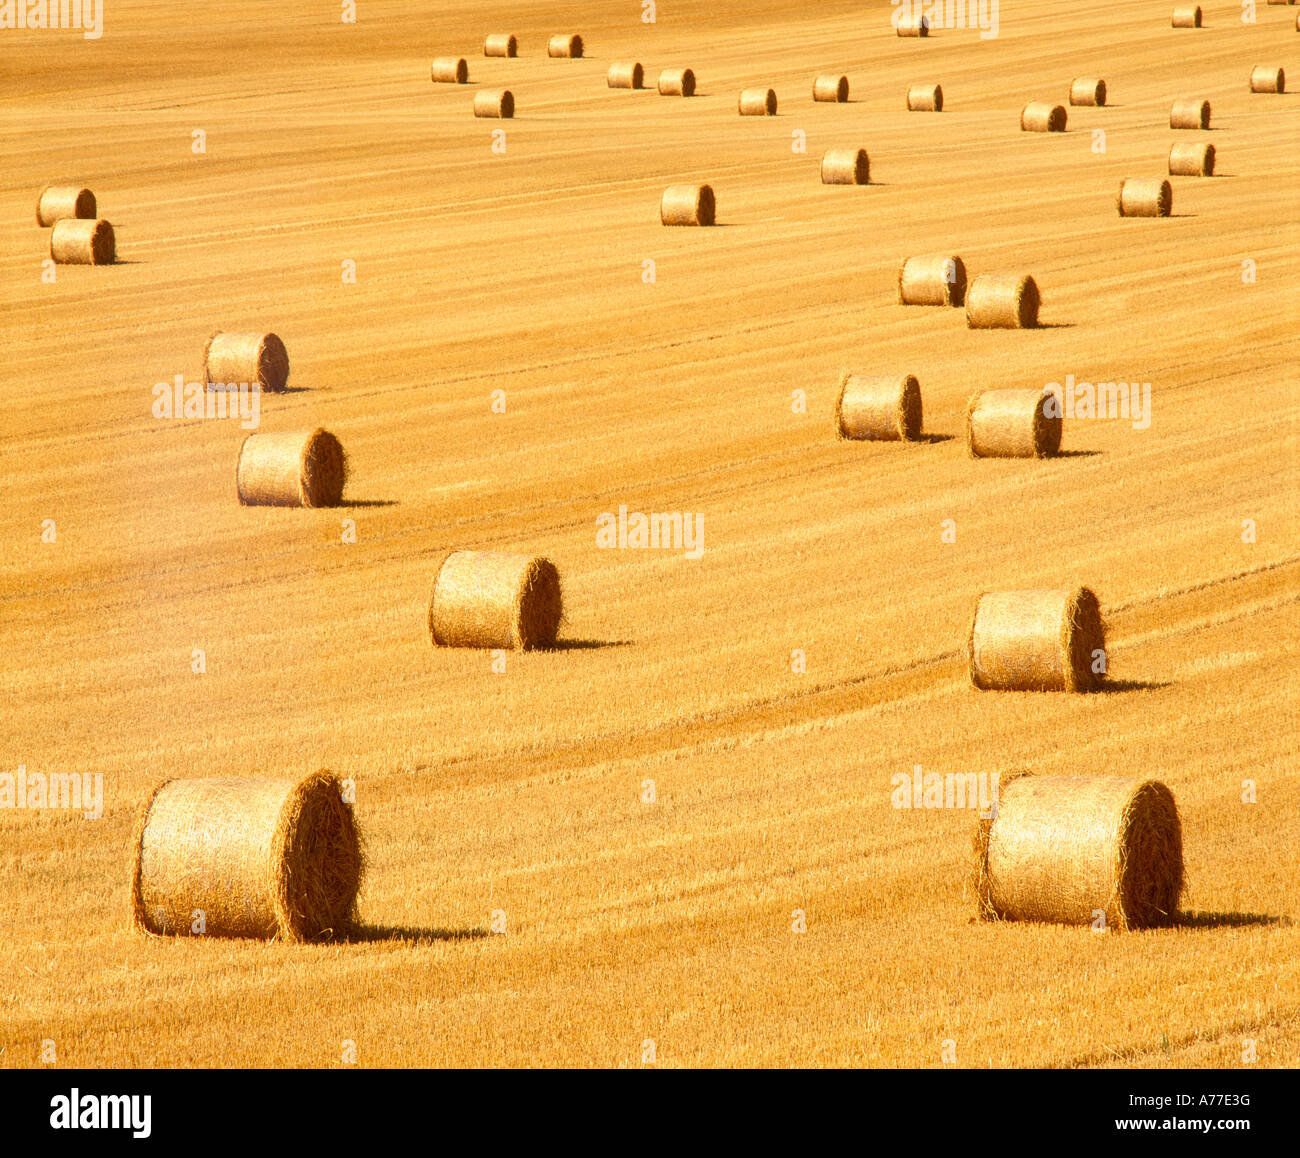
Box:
left=608, top=62, right=645, bottom=89
left=973, top=772, right=1183, bottom=929
left=1021, top=101, right=1067, bottom=132
left=739, top=87, right=777, bottom=115
left=820, top=148, right=869, bottom=185
left=1117, top=177, right=1173, bottom=217
left=1168, top=141, right=1215, bottom=176
left=966, top=273, right=1040, bottom=329
left=660, top=184, right=715, bottom=226
left=897, top=13, right=929, bottom=36
left=548, top=34, right=583, bottom=58
left=897, top=253, right=966, bottom=306
left=236, top=428, right=346, bottom=508
left=834, top=373, right=922, bottom=442
left=1171, top=5, right=1202, bottom=27
left=658, top=68, right=696, bottom=96
left=966, top=388, right=1061, bottom=458
left=203, top=331, right=289, bottom=392
left=1249, top=66, right=1285, bottom=93
left=430, top=57, right=468, bottom=83
left=812, top=74, right=849, bottom=102
left=429, top=550, right=563, bottom=650
left=1170, top=97, right=1210, bottom=128
left=1069, top=77, right=1106, bottom=107
left=130, top=771, right=362, bottom=942
left=907, top=83, right=942, bottom=111
left=49, top=217, right=114, bottom=265
left=35, top=184, right=96, bottom=226
left=474, top=89, right=514, bottom=118
left=484, top=33, right=517, bottom=58
left=968, top=588, right=1106, bottom=693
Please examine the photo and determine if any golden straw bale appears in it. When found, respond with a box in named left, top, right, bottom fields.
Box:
left=430, top=57, right=468, bottom=83
left=739, top=87, right=777, bottom=115
left=1117, top=177, right=1173, bottom=216
left=1249, top=66, right=1285, bottom=93
left=1171, top=5, right=1202, bottom=27
left=484, top=33, right=517, bottom=57
left=50, top=218, right=114, bottom=264
left=1170, top=97, right=1210, bottom=128
left=429, top=550, right=563, bottom=650
left=968, top=588, right=1106, bottom=692
left=907, top=83, right=942, bottom=111
left=660, top=184, right=715, bottom=226
left=897, top=254, right=966, bottom=306
left=1168, top=142, right=1214, bottom=176
left=834, top=373, right=922, bottom=441
left=820, top=148, right=869, bottom=185
left=474, top=90, right=514, bottom=118
left=966, top=388, right=1061, bottom=458
left=965, top=274, right=1039, bottom=328
left=236, top=428, right=346, bottom=508
left=1069, top=77, right=1106, bottom=106
left=658, top=68, right=696, bottom=96
left=608, top=62, right=645, bottom=89
left=1021, top=101, right=1067, bottom=131
left=812, top=74, right=849, bottom=102
left=548, top=34, right=583, bottom=58
left=897, top=13, right=929, bottom=36
left=35, top=184, right=96, bottom=226
left=204, top=331, right=289, bottom=392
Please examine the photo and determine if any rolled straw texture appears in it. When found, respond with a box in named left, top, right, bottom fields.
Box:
left=1069, top=78, right=1106, bottom=106
left=897, top=14, right=929, bottom=36
left=1171, top=6, right=1202, bottom=27
left=897, top=253, right=966, bottom=306
left=907, top=84, right=942, bottom=111
left=835, top=373, right=922, bottom=441
left=608, top=62, right=644, bottom=89
left=50, top=218, right=114, bottom=264
left=36, top=185, right=96, bottom=226
left=966, top=274, right=1039, bottom=328
left=1170, top=97, right=1210, bottom=128
left=431, top=57, right=468, bottom=83
left=1249, top=66, right=1284, bottom=93
left=236, top=428, right=346, bottom=508
left=204, top=331, right=290, bottom=391
left=1117, top=177, right=1173, bottom=216
left=474, top=90, right=514, bottom=117
left=548, top=34, right=583, bottom=58
left=429, top=550, right=563, bottom=650
left=812, top=74, right=849, bottom=101
left=739, top=87, right=777, bottom=115
left=1021, top=101, right=1067, bottom=131
left=820, top=148, right=869, bottom=185
left=966, top=388, right=1061, bottom=458
left=660, top=184, right=715, bottom=226
left=967, top=588, right=1106, bottom=692
left=484, top=33, right=517, bottom=57
left=658, top=68, right=696, bottom=96
left=1168, top=142, right=1214, bottom=176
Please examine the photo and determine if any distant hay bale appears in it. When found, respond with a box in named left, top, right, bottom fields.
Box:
left=429, top=550, right=563, bottom=650
left=430, top=57, right=468, bottom=83
left=203, top=331, right=289, bottom=392
left=897, top=253, right=966, bottom=306
left=907, top=83, right=943, bottom=111
left=812, top=74, right=849, bottom=102
left=474, top=90, right=514, bottom=118
left=968, top=588, right=1106, bottom=692
left=484, top=33, right=517, bottom=57
left=973, top=772, right=1184, bottom=929
left=1170, top=97, right=1210, bottom=128
left=237, top=428, right=346, bottom=508
left=660, top=184, right=715, bottom=226
left=966, top=388, right=1061, bottom=458
left=1168, top=141, right=1215, bottom=176
left=1249, top=66, right=1285, bottom=93
left=739, top=87, right=778, bottom=115
left=548, top=34, right=583, bottom=58
left=1171, top=5, right=1202, bottom=27
left=1021, top=101, right=1067, bottom=132
left=131, top=771, right=362, bottom=942
left=658, top=68, right=696, bottom=96
left=1069, top=77, right=1106, bottom=106
left=966, top=274, right=1039, bottom=328
left=1118, top=177, right=1173, bottom=217
left=49, top=218, right=114, bottom=265
left=820, top=148, right=870, bottom=185
left=897, top=13, right=929, bottom=36
left=35, top=184, right=96, bottom=226
left=834, top=373, right=923, bottom=442
left=608, top=62, right=645, bottom=89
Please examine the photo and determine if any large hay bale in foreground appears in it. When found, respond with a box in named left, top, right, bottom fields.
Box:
left=1021, top=101, right=1066, bottom=132
left=1171, top=5, right=1202, bottom=27
left=658, top=68, right=696, bottom=96
left=966, top=274, right=1039, bottom=328
left=821, top=148, right=869, bottom=185
left=429, top=550, right=563, bottom=650
left=1249, top=66, right=1285, bottom=93
left=131, top=771, right=363, bottom=942
left=430, top=57, right=468, bottom=83
left=966, top=388, right=1061, bottom=458
left=1118, top=177, right=1173, bottom=217
left=35, top=184, right=96, bottom=226
left=1170, top=97, right=1210, bottom=128
left=660, top=184, right=715, bottom=226
left=608, top=62, right=644, bottom=89
left=474, top=90, right=514, bottom=118
left=484, top=33, right=517, bottom=57
left=237, top=428, right=346, bottom=508
left=1069, top=77, right=1107, bottom=107
left=968, top=588, right=1105, bottom=692
left=973, top=772, right=1184, bottom=929
left=907, top=83, right=942, bottom=111
left=50, top=218, right=114, bottom=264
left=812, top=74, right=849, bottom=102
left=897, top=13, right=929, bottom=36
left=1168, top=142, right=1214, bottom=176
left=835, top=373, right=922, bottom=441
left=739, top=87, right=777, bottom=115
left=898, top=253, right=966, bottom=306
left=204, top=331, right=289, bottom=391
left=548, top=34, right=583, bottom=58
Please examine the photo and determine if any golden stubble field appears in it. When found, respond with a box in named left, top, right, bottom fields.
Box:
left=1, top=0, right=1297, bottom=1067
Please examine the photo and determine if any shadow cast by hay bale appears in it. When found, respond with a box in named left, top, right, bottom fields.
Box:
left=347, top=923, right=489, bottom=944
left=1175, top=911, right=1288, bottom=930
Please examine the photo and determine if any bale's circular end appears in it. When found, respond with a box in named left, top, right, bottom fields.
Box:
left=515, top=557, right=564, bottom=650
left=1115, top=781, right=1185, bottom=928
left=300, top=428, right=346, bottom=507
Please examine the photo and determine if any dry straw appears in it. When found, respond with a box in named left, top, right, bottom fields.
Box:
left=608, top=62, right=644, bottom=89
left=430, top=57, right=468, bottom=83
left=237, top=428, right=346, bottom=508
left=660, top=184, right=715, bottom=226
left=548, top=34, right=583, bottom=58
left=1168, top=142, right=1215, bottom=176
left=35, top=185, right=96, bottom=226
left=474, top=90, right=514, bottom=118
left=812, top=74, right=849, bottom=102
left=1170, top=97, right=1210, bottom=128
left=1117, top=177, right=1173, bottom=217
left=1021, top=101, right=1066, bottom=131
left=821, top=148, right=870, bottom=185
left=739, top=87, right=777, bottom=115
left=658, top=68, right=696, bottom=96
left=973, top=772, right=1184, bottom=929
left=203, top=331, right=290, bottom=392
left=966, top=274, right=1039, bottom=328
left=966, top=388, right=1061, bottom=458
left=897, top=13, right=929, bottom=36
left=968, top=588, right=1106, bottom=692
left=484, top=33, right=517, bottom=57
left=1171, top=5, right=1202, bottom=27
left=907, top=84, right=942, bottom=111
left=897, top=254, right=966, bottom=306
left=429, top=550, right=563, bottom=650
left=1249, top=66, right=1285, bottom=93
left=130, top=771, right=363, bottom=942
left=834, top=373, right=923, bottom=442
left=1069, top=77, right=1107, bottom=107
left=50, top=218, right=114, bottom=264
